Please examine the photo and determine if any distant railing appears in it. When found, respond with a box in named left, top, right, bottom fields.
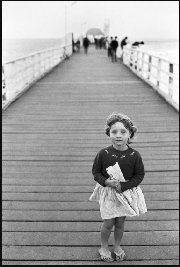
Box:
left=123, top=47, right=179, bottom=111
left=2, top=42, right=72, bottom=110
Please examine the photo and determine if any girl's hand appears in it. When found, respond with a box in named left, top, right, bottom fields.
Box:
left=115, top=183, right=122, bottom=193
left=105, top=178, right=119, bottom=189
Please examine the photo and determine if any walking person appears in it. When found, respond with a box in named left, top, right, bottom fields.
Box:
left=107, top=37, right=113, bottom=58
left=89, top=112, right=146, bottom=262
left=120, top=36, right=128, bottom=60
left=111, top=36, right=119, bottom=62
left=83, top=35, right=90, bottom=54
left=76, top=39, right=80, bottom=52
left=94, top=38, right=98, bottom=49
left=121, top=36, right=128, bottom=50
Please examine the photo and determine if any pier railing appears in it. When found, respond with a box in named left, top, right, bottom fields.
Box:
left=123, top=47, right=179, bottom=111
left=2, top=40, right=72, bottom=110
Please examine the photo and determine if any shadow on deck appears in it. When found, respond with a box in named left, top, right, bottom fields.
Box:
left=2, top=46, right=179, bottom=265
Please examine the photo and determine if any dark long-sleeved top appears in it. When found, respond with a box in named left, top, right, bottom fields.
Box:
left=92, top=145, right=145, bottom=192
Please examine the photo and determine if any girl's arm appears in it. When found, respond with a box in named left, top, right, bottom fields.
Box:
left=120, top=152, right=145, bottom=192
left=92, top=151, right=107, bottom=187
left=92, top=150, right=119, bottom=188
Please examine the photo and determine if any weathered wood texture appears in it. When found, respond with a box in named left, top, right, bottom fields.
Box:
left=2, top=46, right=179, bottom=265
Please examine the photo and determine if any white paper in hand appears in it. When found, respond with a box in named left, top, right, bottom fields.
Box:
left=106, top=162, right=125, bottom=182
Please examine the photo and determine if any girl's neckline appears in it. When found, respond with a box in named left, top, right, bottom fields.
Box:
left=111, top=145, right=130, bottom=153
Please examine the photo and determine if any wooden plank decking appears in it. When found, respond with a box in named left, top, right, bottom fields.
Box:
left=2, top=46, right=179, bottom=265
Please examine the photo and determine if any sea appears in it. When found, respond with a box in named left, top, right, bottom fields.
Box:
left=2, top=38, right=179, bottom=64
left=140, top=40, right=179, bottom=64
left=2, top=38, right=65, bottom=63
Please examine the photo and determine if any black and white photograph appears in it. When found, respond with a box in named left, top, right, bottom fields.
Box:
left=2, top=1, right=179, bottom=265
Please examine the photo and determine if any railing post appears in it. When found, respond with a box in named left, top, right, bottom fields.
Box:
left=137, top=51, right=141, bottom=72
left=129, top=49, right=134, bottom=67
left=2, top=65, right=7, bottom=102
left=157, top=58, right=161, bottom=88
left=141, top=52, right=145, bottom=76
left=147, top=55, right=152, bottom=80
left=169, top=63, right=173, bottom=98
left=133, top=50, right=136, bottom=69
left=134, top=50, right=138, bottom=70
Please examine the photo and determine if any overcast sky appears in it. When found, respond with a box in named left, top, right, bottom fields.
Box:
left=2, top=1, right=179, bottom=41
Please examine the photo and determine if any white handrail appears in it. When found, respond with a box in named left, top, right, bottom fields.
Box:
left=2, top=45, right=68, bottom=65
left=2, top=36, right=73, bottom=111
left=123, top=47, right=179, bottom=111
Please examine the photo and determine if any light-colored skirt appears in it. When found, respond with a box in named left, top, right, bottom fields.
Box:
left=89, top=183, right=147, bottom=220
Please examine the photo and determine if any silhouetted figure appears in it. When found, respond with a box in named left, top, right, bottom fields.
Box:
left=111, top=36, right=119, bottom=62
left=100, top=38, right=103, bottom=49
left=121, top=37, right=128, bottom=50
left=94, top=38, right=98, bottom=49
left=99, top=37, right=104, bottom=49
left=76, top=39, right=80, bottom=52
left=132, top=41, right=144, bottom=47
left=107, top=37, right=113, bottom=58
left=72, top=34, right=76, bottom=53
left=103, top=37, right=108, bottom=49
left=83, top=36, right=90, bottom=54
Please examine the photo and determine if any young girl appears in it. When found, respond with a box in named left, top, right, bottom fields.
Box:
left=89, top=112, right=145, bottom=262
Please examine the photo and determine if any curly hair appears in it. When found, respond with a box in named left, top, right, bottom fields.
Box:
left=105, top=112, right=137, bottom=143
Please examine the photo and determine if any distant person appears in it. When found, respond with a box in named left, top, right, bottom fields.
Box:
left=76, top=39, right=80, bottom=52
left=121, top=37, right=128, bottom=50
left=111, top=36, right=119, bottom=62
left=72, top=36, right=76, bottom=53
left=103, top=37, right=108, bottom=50
left=107, top=37, right=113, bottom=58
left=119, top=37, right=128, bottom=60
left=99, top=37, right=105, bottom=49
left=83, top=36, right=90, bottom=54
left=94, top=38, right=98, bottom=49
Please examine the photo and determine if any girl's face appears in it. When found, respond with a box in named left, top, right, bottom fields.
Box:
left=109, top=122, right=130, bottom=150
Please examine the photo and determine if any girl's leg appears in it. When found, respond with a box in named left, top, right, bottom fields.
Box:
left=101, top=218, right=115, bottom=249
left=114, top=216, right=126, bottom=249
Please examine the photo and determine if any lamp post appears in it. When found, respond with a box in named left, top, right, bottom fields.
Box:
left=64, top=1, right=77, bottom=49
left=81, top=21, right=87, bottom=37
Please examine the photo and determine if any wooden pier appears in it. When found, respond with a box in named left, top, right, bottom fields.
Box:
left=2, top=46, right=179, bottom=265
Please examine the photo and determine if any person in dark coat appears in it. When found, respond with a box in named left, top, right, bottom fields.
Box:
left=94, top=38, right=98, bottom=49
left=107, top=37, right=113, bottom=58
left=72, top=34, right=76, bottom=53
left=99, top=37, right=105, bottom=49
left=121, top=37, right=128, bottom=50
left=83, top=36, right=90, bottom=54
left=76, top=39, right=80, bottom=52
left=111, top=36, right=119, bottom=62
